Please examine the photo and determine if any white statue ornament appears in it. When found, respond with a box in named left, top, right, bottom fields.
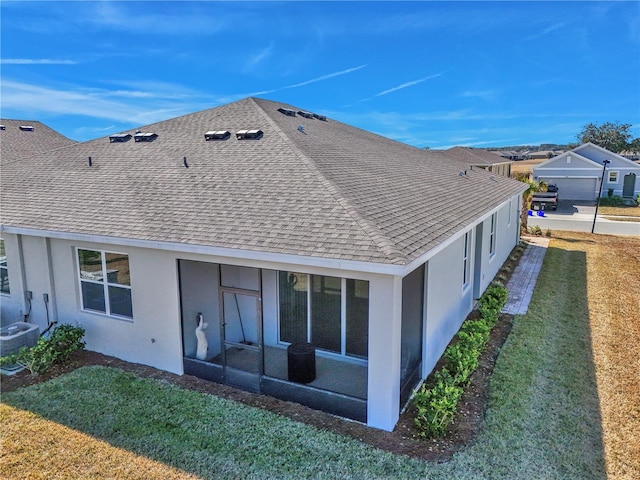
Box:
left=195, top=313, right=208, bottom=360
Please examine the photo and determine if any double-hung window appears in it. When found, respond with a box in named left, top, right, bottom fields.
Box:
left=278, top=272, right=369, bottom=359
left=0, top=239, right=9, bottom=294
left=608, top=171, right=619, bottom=183
left=77, top=249, right=133, bottom=319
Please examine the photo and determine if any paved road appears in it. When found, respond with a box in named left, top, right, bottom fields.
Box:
left=527, top=201, right=640, bottom=236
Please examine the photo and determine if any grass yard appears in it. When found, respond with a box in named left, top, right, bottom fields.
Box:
left=599, top=205, right=640, bottom=218
left=1, top=232, right=638, bottom=479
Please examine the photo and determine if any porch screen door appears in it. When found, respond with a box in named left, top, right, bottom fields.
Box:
left=220, top=287, right=263, bottom=393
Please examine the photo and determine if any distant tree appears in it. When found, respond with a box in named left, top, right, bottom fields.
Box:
left=577, top=121, right=633, bottom=153
left=423, top=146, right=431, bottom=150
left=629, top=137, right=640, bottom=151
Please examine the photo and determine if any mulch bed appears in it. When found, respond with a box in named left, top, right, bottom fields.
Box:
left=0, top=312, right=513, bottom=462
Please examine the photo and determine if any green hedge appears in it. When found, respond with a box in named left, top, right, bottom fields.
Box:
left=413, top=284, right=508, bottom=438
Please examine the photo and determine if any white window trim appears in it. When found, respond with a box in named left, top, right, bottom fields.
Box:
left=462, top=231, right=471, bottom=291
left=0, top=238, right=9, bottom=296
left=608, top=171, right=619, bottom=183
left=489, top=213, right=497, bottom=257
left=76, top=248, right=133, bottom=320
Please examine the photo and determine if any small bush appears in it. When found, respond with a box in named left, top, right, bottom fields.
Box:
left=414, top=369, right=463, bottom=437
left=0, top=324, right=85, bottom=375
left=598, top=195, right=625, bottom=206
left=528, top=225, right=542, bottom=236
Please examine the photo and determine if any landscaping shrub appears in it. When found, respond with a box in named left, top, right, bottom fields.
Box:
left=413, top=284, right=508, bottom=438
left=598, top=195, right=625, bottom=206
left=0, top=324, right=85, bottom=375
left=413, top=368, right=463, bottom=437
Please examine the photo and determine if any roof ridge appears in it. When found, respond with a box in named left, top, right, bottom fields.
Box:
left=252, top=98, right=408, bottom=265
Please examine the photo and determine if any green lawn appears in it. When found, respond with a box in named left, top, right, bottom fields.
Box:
left=2, top=235, right=622, bottom=479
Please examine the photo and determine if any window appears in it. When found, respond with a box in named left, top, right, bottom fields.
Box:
left=0, top=239, right=9, bottom=294
left=278, top=272, right=369, bottom=359
left=608, top=171, right=619, bottom=183
left=489, top=213, right=497, bottom=257
left=77, top=249, right=132, bottom=318
left=463, top=232, right=471, bottom=289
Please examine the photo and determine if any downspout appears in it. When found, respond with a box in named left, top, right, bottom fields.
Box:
left=16, top=235, right=32, bottom=322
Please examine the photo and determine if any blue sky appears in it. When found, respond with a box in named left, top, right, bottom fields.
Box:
left=1, top=1, right=639, bottom=148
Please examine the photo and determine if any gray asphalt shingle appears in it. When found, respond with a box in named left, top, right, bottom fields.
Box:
left=1, top=97, right=526, bottom=265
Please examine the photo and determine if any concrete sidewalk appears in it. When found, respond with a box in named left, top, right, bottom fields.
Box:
left=502, top=236, right=550, bottom=315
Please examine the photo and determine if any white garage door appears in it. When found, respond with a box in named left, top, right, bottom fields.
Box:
left=539, top=178, right=598, bottom=201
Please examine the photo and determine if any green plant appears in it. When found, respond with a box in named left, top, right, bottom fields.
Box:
left=445, top=343, right=479, bottom=384
left=598, top=195, right=625, bottom=207
left=0, top=324, right=85, bottom=375
left=545, top=228, right=552, bottom=237
left=413, top=283, right=509, bottom=438
left=48, top=323, right=86, bottom=362
left=414, top=369, right=463, bottom=437
left=528, top=225, right=542, bottom=236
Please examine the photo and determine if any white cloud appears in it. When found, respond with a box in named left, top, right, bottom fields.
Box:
left=1, top=58, right=78, bottom=65
left=525, top=22, right=566, bottom=40
left=243, top=44, right=275, bottom=73
left=343, top=72, right=445, bottom=107
left=284, top=65, right=367, bottom=89
left=461, top=90, right=497, bottom=100
left=374, top=73, right=444, bottom=97
left=0, top=80, right=201, bottom=125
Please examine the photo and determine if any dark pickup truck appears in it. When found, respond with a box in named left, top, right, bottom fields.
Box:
left=531, top=184, right=558, bottom=211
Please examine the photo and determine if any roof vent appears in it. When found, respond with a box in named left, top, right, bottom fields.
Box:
left=0, top=125, right=5, bottom=130
left=298, top=111, right=314, bottom=119
left=134, top=132, right=158, bottom=142
left=204, top=130, right=231, bottom=141
left=236, top=129, right=263, bottom=140
left=109, top=133, right=132, bottom=143
left=312, top=113, right=327, bottom=121
left=19, top=125, right=34, bottom=131
left=278, top=107, right=296, bottom=117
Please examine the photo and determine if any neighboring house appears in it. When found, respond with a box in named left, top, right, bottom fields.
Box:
left=491, top=150, right=527, bottom=161
left=527, top=150, right=560, bottom=160
left=0, top=120, right=76, bottom=298
left=0, top=97, right=526, bottom=431
left=441, top=146, right=513, bottom=177
left=532, top=142, right=640, bottom=201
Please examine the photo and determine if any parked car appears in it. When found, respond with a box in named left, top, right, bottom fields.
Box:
left=531, top=184, right=558, bottom=211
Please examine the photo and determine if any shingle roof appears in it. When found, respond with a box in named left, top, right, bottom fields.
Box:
left=441, top=146, right=510, bottom=166
left=0, top=97, right=526, bottom=266
left=0, top=119, right=76, bottom=162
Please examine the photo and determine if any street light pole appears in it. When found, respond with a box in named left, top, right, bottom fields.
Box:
left=591, top=159, right=611, bottom=233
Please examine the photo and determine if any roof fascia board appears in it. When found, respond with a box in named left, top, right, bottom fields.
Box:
left=535, top=175, right=600, bottom=179
left=534, top=151, right=601, bottom=169
left=576, top=142, right=640, bottom=168
left=534, top=167, right=601, bottom=171
left=0, top=225, right=406, bottom=276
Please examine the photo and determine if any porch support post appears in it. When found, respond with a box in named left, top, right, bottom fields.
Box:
left=366, top=274, right=403, bottom=431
